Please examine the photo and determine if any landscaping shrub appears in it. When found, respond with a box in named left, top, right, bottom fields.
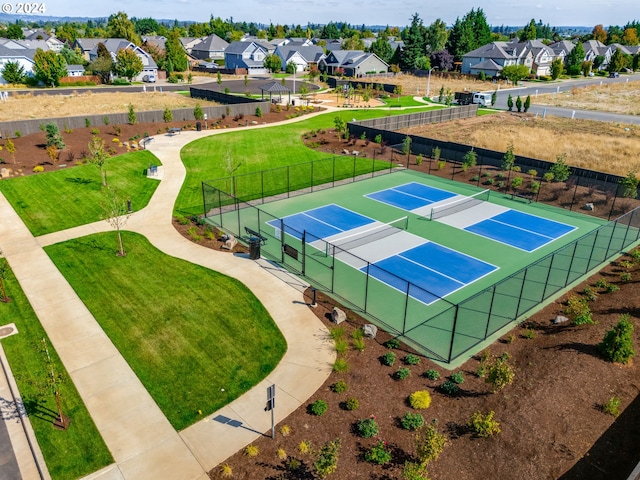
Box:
left=409, top=390, right=432, bottom=410
left=331, top=380, right=348, bottom=393
left=277, top=448, right=287, bottom=460
left=298, top=440, right=312, bottom=455
left=356, top=416, right=379, bottom=438
left=280, top=424, right=291, bottom=436
left=402, top=461, right=430, bottom=480
left=344, top=397, right=359, bottom=411
left=381, top=351, right=396, bottom=366
left=32, top=165, right=45, bottom=173
left=401, top=412, right=425, bottom=430
left=364, top=440, right=392, bottom=465
left=395, top=367, right=411, bottom=380
left=440, top=380, right=459, bottom=396
left=309, top=399, right=328, bottom=416
left=468, top=411, right=501, bottom=437
left=313, top=438, right=341, bottom=478
left=403, top=354, right=421, bottom=365
left=565, top=295, right=595, bottom=325
left=329, top=326, right=344, bottom=340
left=423, top=369, right=440, bottom=381
left=415, top=421, right=448, bottom=466
left=598, top=314, right=635, bottom=364
left=384, top=338, right=400, bottom=349
left=450, top=371, right=464, bottom=384
left=601, top=396, right=621, bottom=417
left=352, top=337, right=365, bottom=352
left=485, top=356, right=515, bottom=392
left=220, top=463, right=233, bottom=478
left=333, top=358, right=349, bottom=373
left=245, top=444, right=259, bottom=457
left=334, top=338, right=348, bottom=355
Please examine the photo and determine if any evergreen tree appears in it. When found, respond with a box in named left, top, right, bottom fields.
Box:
left=165, top=28, right=188, bottom=72
left=446, top=9, right=490, bottom=62
left=608, top=47, right=628, bottom=72
left=424, top=19, right=448, bottom=53
left=400, top=13, right=426, bottom=70
left=369, top=36, right=393, bottom=63
left=566, top=42, right=585, bottom=75
left=1, top=61, right=25, bottom=84
left=470, top=8, right=492, bottom=48
left=520, top=19, right=537, bottom=41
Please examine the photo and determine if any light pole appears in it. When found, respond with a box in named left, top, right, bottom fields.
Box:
left=426, top=67, right=438, bottom=98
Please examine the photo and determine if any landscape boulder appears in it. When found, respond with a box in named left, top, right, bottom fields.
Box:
left=553, top=315, right=569, bottom=324
left=363, top=324, right=378, bottom=338
left=331, top=307, right=346, bottom=324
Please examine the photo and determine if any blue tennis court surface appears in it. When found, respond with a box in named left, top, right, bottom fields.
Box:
left=267, top=204, right=373, bottom=240
left=465, top=210, right=576, bottom=252
left=365, top=182, right=456, bottom=211
left=364, top=242, right=497, bottom=305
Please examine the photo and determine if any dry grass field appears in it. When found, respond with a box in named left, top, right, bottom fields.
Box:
left=534, top=80, right=640, bottom=115
left=364, top=72, right=512, bottom=96
left=401, top=112, right=640, bottom=175
left=0, top=90, right=209, bottom=121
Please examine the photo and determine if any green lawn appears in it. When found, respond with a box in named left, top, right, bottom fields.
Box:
left=45, top=232, right=287, bottom=431
left=177, top=107, right=440, bottom=215
left=378, top=95, right=431, bottom=108
left=0, top=263, right=112, bottom=480
left=0, top=151, right=161, bottom=236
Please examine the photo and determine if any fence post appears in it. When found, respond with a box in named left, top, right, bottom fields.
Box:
left=447, top=305, right=460, bottom=363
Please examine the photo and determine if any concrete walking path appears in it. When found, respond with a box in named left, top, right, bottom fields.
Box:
left=0, top=111, right=337, bottom=478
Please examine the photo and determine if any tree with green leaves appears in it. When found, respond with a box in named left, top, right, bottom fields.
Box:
left=519, top=19, right=537, bottom=42
left=598, top=314, right=635, bottom=364
left=447, top=8, right=491, bottom=61
left=566, top=42, right=586, bottom=75
left=400, top=13, right=426, bottom=70
left=0, top=257, right=11, bottom=303
left=134, top=17, right=160, bottom=35
left=163, top=107, right=173, bottom=123
left=550, top=153, right=571, bottom=182
left=507, top=94, right=513, bottom=111
left=102, top=187, right=133, bottom=257
left=107, top=11, right=141, bottom=45
left=45, top=123, right=65, bottom=149
left=424, top=19, right=448, bottom=53
left=5, top=138, right=15, bottom=164
left=608, top=47, right=629, bottom=73
left=515, top=95, right=523, bottom=112
left=60, top=46, right=85, bottom=66
left=263, top=54, right=282, bottom=73
left=88, top=136, right=110, bottom=186
left=165, top=28, right=188, bottom=72
left=33, top=49, right=67, bottom=87
left=501, top=64, right=530, bottom=85
left=462, top=149, right=477, bottom=171
left=1, top=61, right=25, bottom=84
left=620, top=169, right=639, bottom=198
left=502, top=142, right=515, bottom=170
left=285, top=61, right=296, bottom=74
left=551, top=58, right=563, bottom=79
left=128, top=104, right=136, bottom=125
left=113, top=48, right=143, bottom=81
left=369, top=36, right=393, bottom=63
left=193, top=103, right=204, bottom=121
left=6, top=23, right=24, bottom=40
left=524, top=95, right=531, bottom=112
left=88, top=55, right=113, bottom=84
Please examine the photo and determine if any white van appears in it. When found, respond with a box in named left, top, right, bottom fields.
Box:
left=472, top=92, right=492, bottom=107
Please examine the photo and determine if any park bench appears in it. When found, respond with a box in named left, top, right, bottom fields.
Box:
left=168, top=127, right=181, bottom=135
left=244, top=226, right=268, bottom=245
left=510, top=191, right=534, bottom=204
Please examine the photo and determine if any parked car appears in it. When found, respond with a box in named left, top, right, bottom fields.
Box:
left=143, top=74, right=156, bottom=83
left=609, top=72, right=619, bottom=78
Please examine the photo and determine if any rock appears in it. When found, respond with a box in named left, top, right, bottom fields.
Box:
left=352, top=150, right=359, bottom=156
left=221, top=235, right=237, bottom=250
left=342, top=149, right=350, bottom=155
left=553, top=315, right=569, bottom=324
left=363, top=324, right=378, bottom=338
left=331, top=307, right=346, bottom=324
left=0, top=168, right=10, bottom=178
left=584, top=203, right=594, bottom=211
left=251, top=121, right=258, bottom=125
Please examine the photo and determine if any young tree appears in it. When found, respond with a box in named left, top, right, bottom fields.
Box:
left=608, top=47, right=628, bottom=73
left=1, top=61, right=25, bottom=84
left=515, top=95, right=523, bottom=112
left=598, top=314, right=635, bottom=364
left=501, top=64, right=530, bottom=85
left=5, top=138, right=16, bottom=164
left=45, top=123, right=65, bottom=149
left=551, top=58, right=564, bottom=79
left=102, top=188, right=133, bottom=257
left=491, top=90, right=497, bottom=106
left=550, top=153, right=571, bottom=182
left=217, top=71, right=222, bottom=86
left=620, top=169, right=639, bottom=198
left=41, top=338, right=70, bottom=429
left=524, top=95, right=531, bottom=112
left=113, top=48, right=144, bottom=81
left=33, top=49, right=67, bottom=87
left=193, top=103, right=204, bottom=121
left=88, top=136, right=110, bottom=186
left=163, top=107, right=173, bottom=122
left=369, top=36, right=393, bottom=63
left=462, top=149, right=477, bottom=171
left=581, top=60, right=593, bottom=77
left=128, top=104, right=137, bottom=125
left=502, top=142, right=515, bottom=170
left=285, top=61, right=296, bottom=74
left=0, top=257, right=11, bottom=303
left=566, top=42, right=586, bottom=75
left=507, top=94, right=513, bottom=111
left=263, top=53, right=282, bottom=73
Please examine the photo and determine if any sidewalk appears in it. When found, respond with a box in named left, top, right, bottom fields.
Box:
left=0, top=112, right=336, bottom=478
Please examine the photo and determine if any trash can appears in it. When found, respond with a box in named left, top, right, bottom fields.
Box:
left=249, top=237, right=261, bottom=260
left=196, top=121, right=202, bottom=131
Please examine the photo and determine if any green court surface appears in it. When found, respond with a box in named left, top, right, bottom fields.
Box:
left=208, top=169, right=640, bottom=363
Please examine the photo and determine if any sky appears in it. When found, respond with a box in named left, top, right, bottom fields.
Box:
left=17, top=0, right=637, bottom=27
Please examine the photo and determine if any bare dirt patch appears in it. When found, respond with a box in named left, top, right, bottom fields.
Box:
left=534, top=80, right=640, bottom=116
left=399, top=112, right=640, bottom=175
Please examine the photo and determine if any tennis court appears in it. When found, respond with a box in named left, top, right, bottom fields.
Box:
left=204, top=168, right=635, bottom=364
left=268, top=204, right=497, bottom=305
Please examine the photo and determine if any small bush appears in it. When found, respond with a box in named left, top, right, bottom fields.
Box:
left=565, top=295, right=595, bottom=325
left=356, top=417, right=379, bottom=438
left=220, top=463, right=233, bottom=478
left=423, top=369, right=440, bottom=381
left=364, top=440, right=392, bottom=465
left=485, top=356, right=515, bottom=392
left=403, top=354, right=421, bottom=365
left=14, top=130, right=22, bottom=138
left=409, top=390, right=432, bottom=410
left=309, top=399, right=328, bottom=416
left=523, top=329, right=535, bottom=339
left=91, top=128, right=100, bottom=135
left=437, top=160, right=446, bottom=170
left=280, top=424, right=291, bottom=436
left=415, top=421, right=448, bottom=466
left=331, top=380, right=348, bottom=393
left=395, top=367, right=411, bottom=380
left=450, top=371, right=464, bottom=384
left=384, top=338, right=401, bottom=349
left=329, top=327, right=344, bottom=340
left=102, top=116, right=110, bottom=126
left=298, top=440, right=312, bottom=455
left=33, top=165, right=45, bottom=173
left=343, top=397, right=359, bottom=411
left=601, top=396, right=621, bottom=417
left=402, top=461, right=430, bottom=480
left=277, top=448, right=287, bottom=460
left=313, top=438, right=341, bottom=479
left=255, top=107, right=262, bottom=117
left=334, top=338, right=348, bottom=355
left=84, top=118, right=91, bottom=128
left=440, top=380, right=459, bottom=396
left=381, top=351, right=396, bottom=366
left=468, top=411, right=501, bottom=438
left=333, top=358, right=349, bottom=373
left=352, top=337, right=365, bottom=352
left=606, top=283, right=620, bottom=292
left=583, top=286, right=598, bottom=301
left=244, top=444, right=259, bottom=457
left=598, top=314, right=635, bottom=364
left=528, top=169, right=538, bottom=176
left=401, top=412, right=425, bottom=431
left=621, top=272, right=632, bottom=282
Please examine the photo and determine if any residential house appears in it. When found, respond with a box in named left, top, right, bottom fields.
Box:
left=66, top=64, right=85, bottom=76
left=191, top=34, right=229, bottom=60
left=224, top=41, right=268, bottom=73
left=461, top=42, right=518, bottom=77
left=318, top=50, right=388, bottom=77
left=179, top=37, right=203, bottom=55
left=73, top=38, right=107, bottom=61
left=275, top=44, right=324, bottom=72
left=509, top=39, right=554, bottom=76
left=0, top=43, right=37, bottom=84
left=142, top=36, right=167, bottom=51
left=549, top=39, right=574, bottom=65
left=87, top=38, right=157, bottom=81
left=582, top=40, right=613, bottom=69
left=24, top=29, right=64, bottom=51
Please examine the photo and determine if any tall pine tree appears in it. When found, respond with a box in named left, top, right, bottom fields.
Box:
left=400, top=13, right=426, bottom=70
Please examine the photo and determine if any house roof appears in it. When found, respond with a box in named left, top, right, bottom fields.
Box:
left=549, top=40, right=575, bottom=55
left=192, top=34, right=229, bottom=53
left=66, top=64, right=84, bottom=71
left=24, top=29, right=53, bottom=41
left=15, top=39, right=51, bottom=51
left=463, top=42, right=512, bottom=60
left=0, top=44, right=37, bottom=61
left=142, top=36, right=167, bottom=50
left=276, top=45, right=324, bottom=63
left=225, top=41, right=264, bottom=55
left=75, top=38, right=107, bottom=52
left=469, top=58, right=503, bottom=71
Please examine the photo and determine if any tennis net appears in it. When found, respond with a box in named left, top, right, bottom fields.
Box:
left=321, top=216, right=409, bottom=255
left=428, top=189, right=491, bottom=220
